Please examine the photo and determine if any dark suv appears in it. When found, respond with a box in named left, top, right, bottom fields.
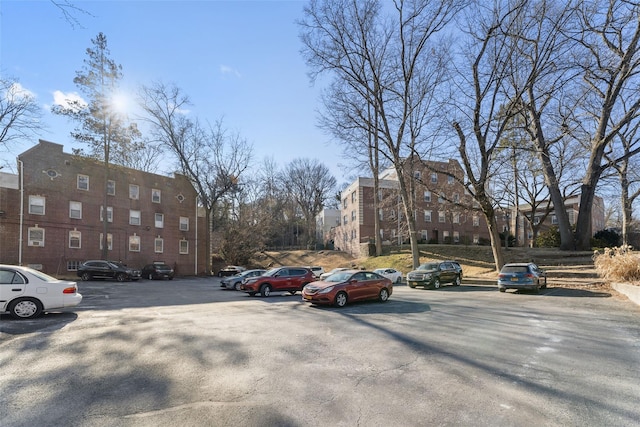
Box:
left=240, top=266, right=315, bottom=297
left=406, top=261, right=462, bottom=289
left=77, top=260, right=141, bottom=282
left=141, top=262, right=174, bottom=280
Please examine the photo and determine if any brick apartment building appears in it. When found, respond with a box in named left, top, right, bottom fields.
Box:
left=330, top=160, right=494, bottom=257
left=0, top=140, right=207, bottom=277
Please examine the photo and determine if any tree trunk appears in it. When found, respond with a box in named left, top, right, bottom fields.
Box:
left=574, top=184, right=596, bottom=250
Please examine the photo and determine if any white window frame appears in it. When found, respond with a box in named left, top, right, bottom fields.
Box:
left=107, top=180, right=116, bottom=196
left=99, top=233, right=113, bottom=251
left=129, top=184, right=139, bottom=200
left=29, top=195, right=45, bottom=215
left=154, top=238, right=164, bottom=253
left=424, top=191, right=431, bottom=202
left=179, top=239, right=189, bottom=254
left=179, top=216, right=189, bottom=231
left=431, top=172, right=438, bottom=183
left=129, top=235, right=141, bottom=252
left=77, top=174, right=89, bottom=191
left=129, top=210, right=141, bottom=226
left=100, top=206, right=113, bottom=223
left=424, top=210, right=432, bottom=222
left=152, top=189, right=161, bottom=203
left=69, top=230, right=81, bottom=249
left=439, top=211, right=446, bottom=223
left=155, top=213, right=164, bottom=228
left=69, top=201, right=82, bottom=219
left=28, top=227, right=45, bottom=246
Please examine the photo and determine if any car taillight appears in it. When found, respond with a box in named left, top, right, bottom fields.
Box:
left=524, top=274, right=534, bottom=278
left=63, top=286, right=77, bottom=294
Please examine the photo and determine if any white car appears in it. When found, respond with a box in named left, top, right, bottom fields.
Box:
left=0, top=264, right=83, bottom=319
left=373, top=268, right=403, bottom=283
left=319, top=267, right=349, bottom=281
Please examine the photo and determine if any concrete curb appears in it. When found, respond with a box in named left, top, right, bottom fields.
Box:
left=612, top=283, right=640, bottom=307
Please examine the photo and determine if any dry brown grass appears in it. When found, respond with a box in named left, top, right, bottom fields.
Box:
left=593, top=246, right=640, bottom=282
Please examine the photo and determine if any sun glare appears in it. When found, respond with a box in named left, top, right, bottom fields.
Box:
left=110, top=92, right=131, bottom=115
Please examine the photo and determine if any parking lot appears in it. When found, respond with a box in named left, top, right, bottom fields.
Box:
left=2, top=277, right=640, bottom=426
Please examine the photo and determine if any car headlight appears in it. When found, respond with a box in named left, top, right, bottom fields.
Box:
left=319, top=286, right=335, bottom=294
left=245, top=278, right=258, bottom=284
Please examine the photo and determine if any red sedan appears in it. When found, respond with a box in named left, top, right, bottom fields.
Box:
left=302, top=269, right=393, bottom=307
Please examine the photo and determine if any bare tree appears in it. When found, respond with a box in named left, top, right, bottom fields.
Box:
left=0, top=77, right=43, bottom=158
left=281, top=158, right=337, bottom=247
left=139, top=81, right=252, bottom=272
left=565, top=0, right=640, bottom=250
left=300, top=0, right=462, bottom=268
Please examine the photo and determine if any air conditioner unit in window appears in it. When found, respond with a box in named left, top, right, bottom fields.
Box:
left=31, top=241, right=41, bottom=246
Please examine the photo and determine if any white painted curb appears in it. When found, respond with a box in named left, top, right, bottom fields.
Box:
left=612, top=283, right=640, bottom=307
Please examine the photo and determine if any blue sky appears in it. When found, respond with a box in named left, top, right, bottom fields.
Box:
left=0, top=0, right=348, bottom=182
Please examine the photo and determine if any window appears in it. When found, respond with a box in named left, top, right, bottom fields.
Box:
left=431, top=172, right=438, bottom=183
left=414, top=171, right=421, bottom=180
left=379, top=229, right=384, bottom=239
left=424, top=191, right=431, bottom=202
left=99, top=233, right=113, bottom=251
left=107, top=180, right=116, bottom=196
left=424, top=210, right=432, bottom=222
left=129, top=184, right=139, bottom=200
left=453, top=193, right=460, bottom=203
left=155, top=238, right=164, bottom=253
left=351, top=210, right=356, bottom=221
left=351, top=191, right=356, bottom=203
left=473, top=215, right=479, bottom=226
left=421, top=230, right=428, bottom=241
left=29, top=196, right=45, bottom=215
left=343, top=215, right=348, bottom=225
left=77, top=174, right=89, bottom=190
left=152, top=189, right=161, bottom=203
left=67, top=260, right=81, bottom=271
left=378, top=190, right=383, bottom=201
left=443, top=230, right=450, bottom=241
left=473, top=234, right=479, bottom=244
left=28, top=227, right=44, bottom=246
left=438, top=193, right=445, bottom=204
left=533, top=216, right=540, bottom=225
left=448, top=175, right=455, bottom=184
left=453, top=212, right=460, bottom=224
left=378, top=209, right=383, bottom=221
left=179, top=216, right=189, bottom=231
left=69, top=201, right=82, bottom=219
left=130, top=210, right=141, bottom=225
left=343, top=198, right=347, bottom=209
left=439, top=212, right=446, bottom=223
left=155, top=213, right=164, bottom=228
left=100, top=206, right=113, bottom=222
left=179, top=239, right=189, bottom=254
left=129, top=235, right=141, bottom=252
left=551, top=215, right=558, bottom=224
left=69, top=230, right=81, bottom=248
left=453, top=231, right=460, bottom=243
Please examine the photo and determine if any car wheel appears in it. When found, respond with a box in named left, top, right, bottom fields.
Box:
left=288, top=290, right=297, bottom=295
left=81, top=272, right=91, bottom=281
left=408, top=283, right=416, bottom=288
left=453, top=275, right=461, bottom=286
left=9, top=298, right=43, bottom=319
left=260, top=284, right=272, bottom=297
left=335, top=291, right=348, bottom=307
left=432, top=278, right=441, bottom=289
left=379, top=288, right=389, bottom=302
left=248, top=292, right=256, bottom=297
left=116, top=273, right=127, bottom=282
left=499, top=287, right=506, bottom=293
left=234, top=282, right=241, bottom=291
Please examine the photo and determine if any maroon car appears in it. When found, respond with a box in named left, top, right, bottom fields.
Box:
left=302, top=269, right=393, bottom=307
left=241, top=266, right=316, bottom=297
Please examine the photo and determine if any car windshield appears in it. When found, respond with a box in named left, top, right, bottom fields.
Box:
left=373, top=269, right=384, bottom=274
left=263, top=268, right=281, bottom=277
left=325, top=272, right=353, bottom=282
left=417, top=263, right=439, bottom=271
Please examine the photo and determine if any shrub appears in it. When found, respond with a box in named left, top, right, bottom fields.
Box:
left=593, top=245, right=640, bottom=281
left=592, top=229, right=621, bottom=248
left=536, top=226, right=561, bottom=247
